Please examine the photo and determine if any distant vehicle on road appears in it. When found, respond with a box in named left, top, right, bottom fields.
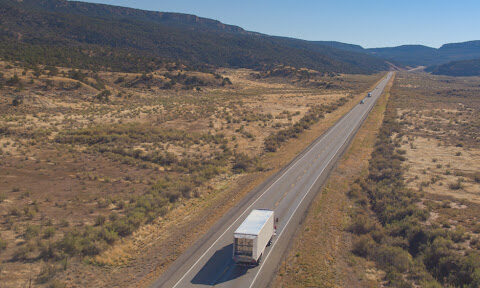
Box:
left=367, top=92, right=372, bottom=97
left=233, top=209, right=275, bottom=266
left=360, top=99, right=365, bottom=104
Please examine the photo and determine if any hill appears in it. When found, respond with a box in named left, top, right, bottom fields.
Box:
left=426, top=58, right=480, bottom=76
left=367, top=45, right=440, bottom=67
left=438, top=40, right=480, bottom=62
left=0, top=0, right=388, bottom=74
left=366, top=41, right=480, bottom=67
left=311, top=41, right=365, bottom=53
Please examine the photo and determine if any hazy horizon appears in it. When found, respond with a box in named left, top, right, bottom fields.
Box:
left=80, top=0, right=479, bottom=49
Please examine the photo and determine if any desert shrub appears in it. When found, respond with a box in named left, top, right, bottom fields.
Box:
left=36, top=263, right=56, bottom=284
left=57, top=232, right=83, bottom=255
left=232, top=153, right=254, bottom=173
left=108, top=218, right=136, bottom=237
left=43, top=227, right=56, bottom=239
left=6, top=73, right=20, bottom=86
left=264, top=98, right=350, bottom=152
left=473, top=224, right=480, bottom=234
left=49, top=280, right=67, bottom=288
left=178, top=183, right=193, bottom=199
left=347, top=183, right=363, bottom=199
left=97, top=198, right=110, bottom=208
left=348, top=215, right=377, bottom=235
left=423, top=236, right=480, bottom=286
left=448, top=180, right=464, bottom=190
left=24, top=206, right=36, bottom=219
left=370, top=228, right=387, bottom=244
left=98, top=228, right=118, bottom=244
left=419, top=280, right=442, bottom=288
left=450, top=226, right=469, bottom=243
left=12, top=244, right=34, bottom=261
left=12, top=95, right=24, bottom=106
left=44, top=65, right=58, bottom=76
left=221, top=77, right=232, bottom=86
left=474, top=172, right=480, bottom=183
left=384, top=270, right=412, bottom=288
left=94, top=215, right=106, bottom=226
left=39, top=242, right=58, bottom=260
left=67, top=69, right=86, bottom=81
left=57, top=230, right=103, bottom=256
left=352, top=234, right=375, bottom=257
left=375, top=245, right=412, bottom=272
left=24, top=225, right=40, bottom=240
left=0, top=237, right=7, bottom=251
left=59, top=219, right=69, bottom=227
left=406, top=225, right=429, bottom=256
left=95, top=89, right=111, bottom=102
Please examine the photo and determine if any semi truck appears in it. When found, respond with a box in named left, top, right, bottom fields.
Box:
left=233, top=209, right=275, bottom=266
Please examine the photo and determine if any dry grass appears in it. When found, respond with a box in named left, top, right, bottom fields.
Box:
left=391, top=72, right=480, bottom=205
left=402, top=136, right=480, bottom=203
left=389, top=71, right=480, bottom=276
left=0, top=60, right=383, bottom=287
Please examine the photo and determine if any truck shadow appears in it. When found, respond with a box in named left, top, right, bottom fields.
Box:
left=191, top=244, right=249, bottom=285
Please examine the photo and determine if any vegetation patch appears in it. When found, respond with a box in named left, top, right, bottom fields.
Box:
left=264, top=96, right=350, bottom=152
left=0, top=59, right=381, bottom=287
left=347, top=72, right=480, bottom=287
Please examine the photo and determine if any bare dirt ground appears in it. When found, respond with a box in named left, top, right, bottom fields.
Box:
left=0, top=61, right=383, bottom=287
left=391, top=72, right=480, bottom=278
left=402, top=136, right=480, bottom=203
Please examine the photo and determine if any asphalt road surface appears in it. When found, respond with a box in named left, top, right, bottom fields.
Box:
left=151, top=72, right=393, bottom=288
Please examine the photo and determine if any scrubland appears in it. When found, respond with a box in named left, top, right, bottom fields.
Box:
left=0, top=61, right=381, bottom=287
left=275, top=72, right=480, bottom=288
left=346, top=72, right=480, bottom=287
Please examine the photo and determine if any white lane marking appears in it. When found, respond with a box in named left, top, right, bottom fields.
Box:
left=169, top=90, right=360, bottom=288
left=248, top=73, right=391, bottom=288
left=170, top=73, right=391, bottom=288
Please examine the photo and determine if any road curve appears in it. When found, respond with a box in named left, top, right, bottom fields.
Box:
left=151, top=72, right=393, bottom=288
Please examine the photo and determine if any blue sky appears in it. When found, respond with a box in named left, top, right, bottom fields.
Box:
left=83, top=0, right=479, bottom=48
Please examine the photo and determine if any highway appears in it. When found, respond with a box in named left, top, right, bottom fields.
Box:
left=151, top=72, right=393, bottom=288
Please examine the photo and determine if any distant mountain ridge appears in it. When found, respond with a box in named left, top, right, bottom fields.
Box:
left=319, top=40, right=480, bottom=68
left=312, top=41, right=365, bottom=53
left=0, top=0, right=388, bottom=73
left=18, top=0, right=249, bottom=33
left=426, top=58, right=480, bottom=76
left=1, top=0, right=478, bottom=73
left=364, top=41, right=480, bottom=67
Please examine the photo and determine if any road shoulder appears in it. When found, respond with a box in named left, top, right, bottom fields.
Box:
left=272, top=73, right=395, bottom=287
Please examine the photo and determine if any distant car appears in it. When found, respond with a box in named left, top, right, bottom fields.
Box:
left=367, top=92, right=372, bottom=97
left=360, top=100, right=365, bottom=104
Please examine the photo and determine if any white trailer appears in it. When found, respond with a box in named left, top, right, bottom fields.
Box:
left=233, top=209, right=275, bottom=265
